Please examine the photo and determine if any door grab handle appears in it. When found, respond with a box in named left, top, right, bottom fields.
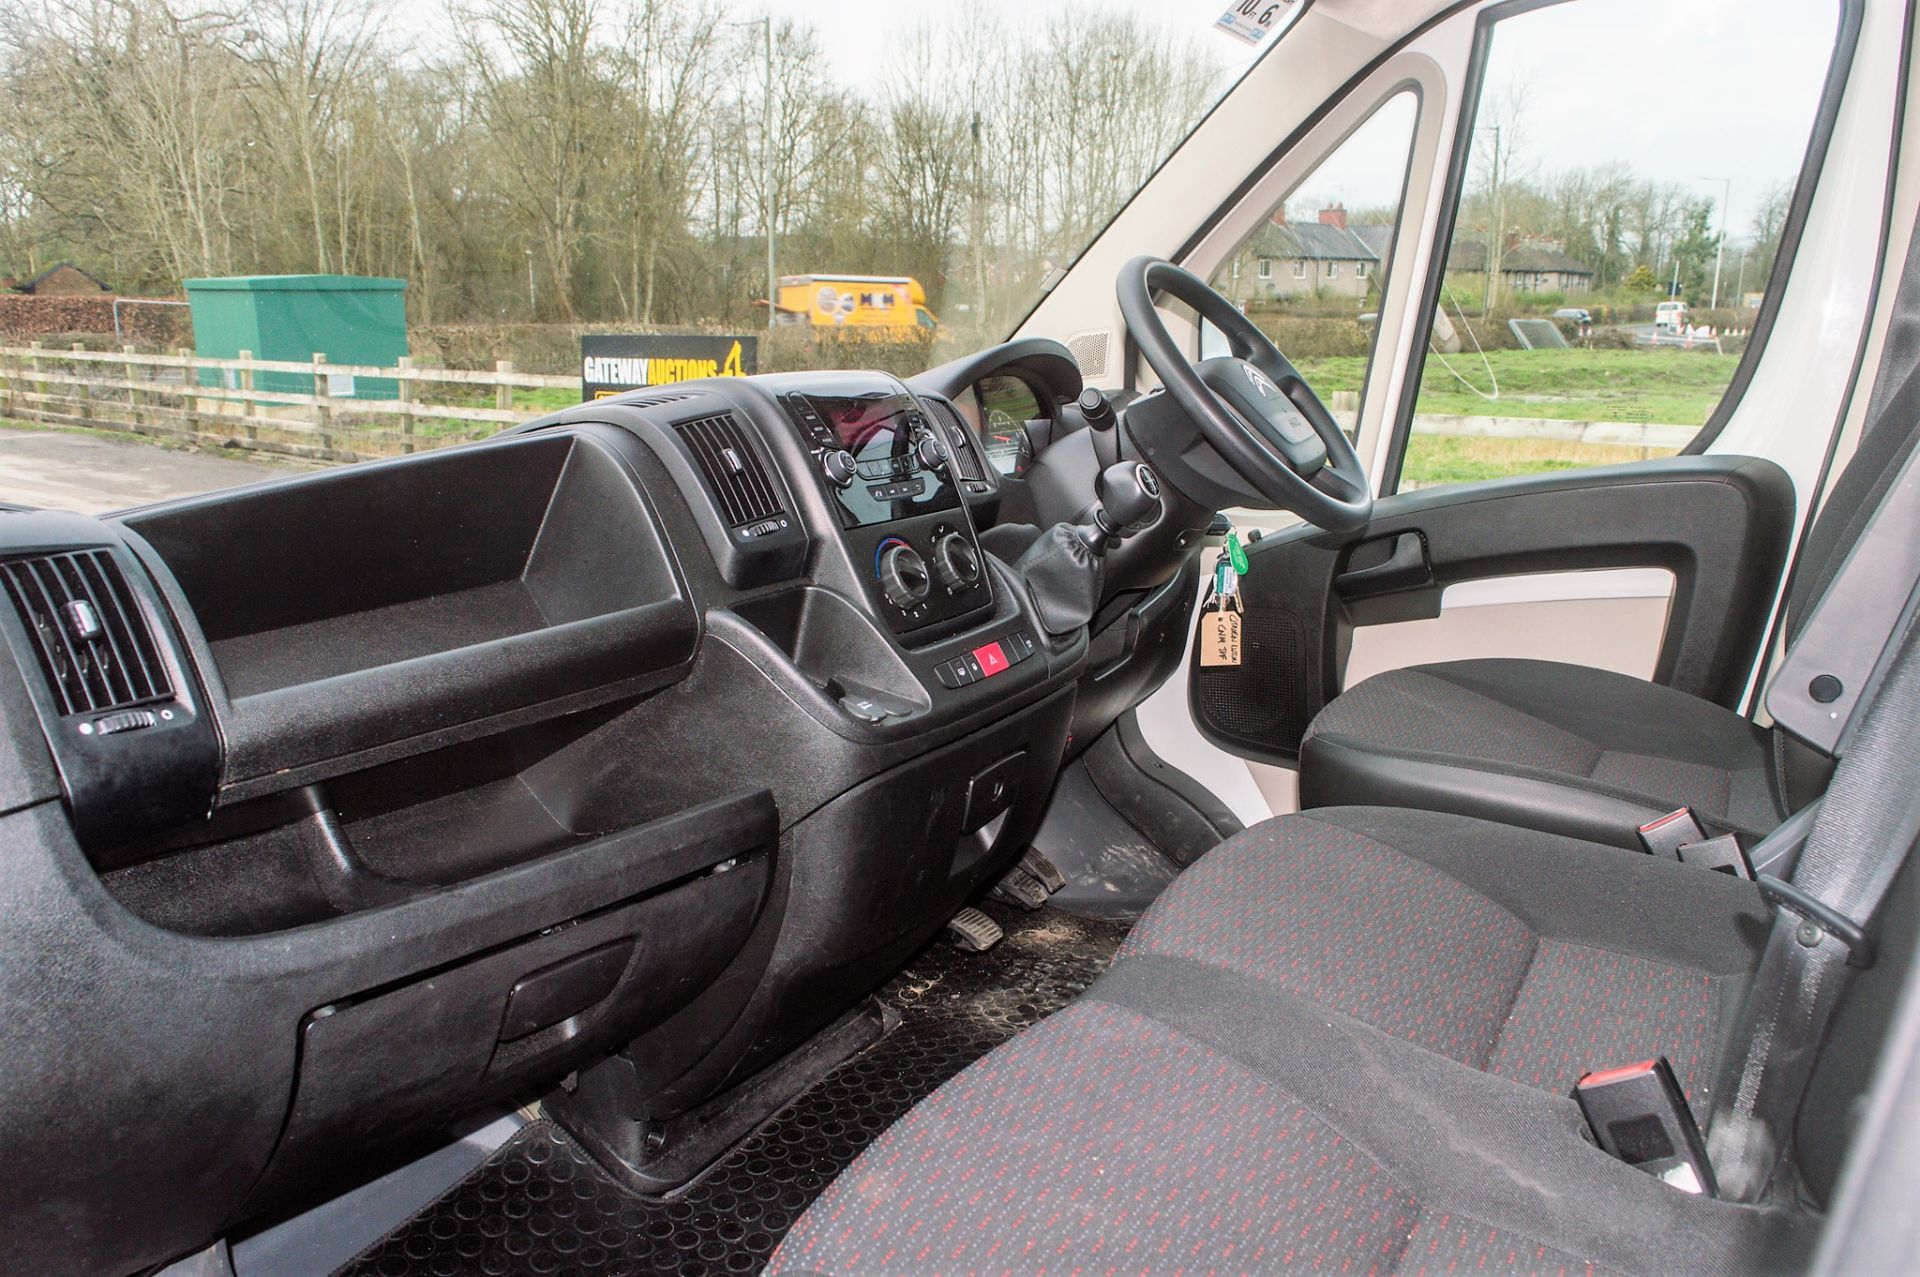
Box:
left=1335, top=532, right=1432, bottom=597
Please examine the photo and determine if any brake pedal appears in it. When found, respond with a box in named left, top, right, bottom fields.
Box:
left=989, top=868, right=1050, bottom=910
left=946, top=906, right=1004, bottom=951
left=1018, top=849, right=1067, bottom=894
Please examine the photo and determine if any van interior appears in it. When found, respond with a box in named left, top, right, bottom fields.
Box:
left=3, top=1, right=1920, bottom=1274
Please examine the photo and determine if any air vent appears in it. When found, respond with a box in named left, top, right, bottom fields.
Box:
left=1, top=550, right=171, bottom=717
left=672, top=413, right=785, bottom=529
left=929, top=400, right=986, bottom=482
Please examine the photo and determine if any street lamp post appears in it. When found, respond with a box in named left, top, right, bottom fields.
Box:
left=734, top=15, right=776, bottom=331
left=1701, top=176, right=1731, bottom=311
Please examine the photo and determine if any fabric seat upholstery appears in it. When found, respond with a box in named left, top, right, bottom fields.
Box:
left=770, top=809, right=1802, bottom=1276
left=1300, top=659, right=1785, bottom=848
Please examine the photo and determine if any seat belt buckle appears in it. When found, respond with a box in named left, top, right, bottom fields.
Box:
left=1638, top=807, right=1706, bottom=858
left=1677, top=832, right=1754, bottom=880
left=1574, top=1058, right=1718, bottom=1196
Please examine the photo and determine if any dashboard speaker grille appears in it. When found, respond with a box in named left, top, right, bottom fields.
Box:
left=672, top=413, right=784, bottom=528
left=1, top=549, right=171, bottom=717
left=1067, top=330, right=1110, bottom=380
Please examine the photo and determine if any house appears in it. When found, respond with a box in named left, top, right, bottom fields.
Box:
left=8, top=263, right=111, bottom=297
left=1445, top=238, right=1594, bottom=294
left=1227, top=204, right=1380, bottom=301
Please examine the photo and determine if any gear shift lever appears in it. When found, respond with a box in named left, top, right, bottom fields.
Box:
left=1079, top=462, right=1163, bottom=553
left=1014, top=462, right=1165, bottom=639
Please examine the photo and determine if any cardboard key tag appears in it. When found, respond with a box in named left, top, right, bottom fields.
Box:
left=1200, top=607, right=1243, bottom=667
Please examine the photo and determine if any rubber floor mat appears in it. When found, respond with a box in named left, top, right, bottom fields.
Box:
left=336, top=904, right=1128, bottom=1276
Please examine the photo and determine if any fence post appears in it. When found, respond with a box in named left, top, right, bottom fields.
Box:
left=123, top=345, right=142, bottom=431
left=238, top=349, right=257, bottom=444
left=71, top=344, right=90, bottom=423
left=495, top=360, right=513, bottom=415
left=28, top=341, right=44, bottom=421
left=313, top=352, right=332, bottom=455
left=397, top=356, right=416, bottom=454
left=175, top=346, right=194, bottom=440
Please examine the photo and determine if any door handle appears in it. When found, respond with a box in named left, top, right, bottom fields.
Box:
left=1335, top=531, right=1432, bottom=598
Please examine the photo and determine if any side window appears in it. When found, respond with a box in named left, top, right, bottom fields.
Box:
left=1209, top=91, right=1419, bottom=438
left=1395, top=0, right=1838, bottom=491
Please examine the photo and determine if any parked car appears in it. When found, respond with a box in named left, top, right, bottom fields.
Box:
left=1656, top=299, right=1691, bottom=332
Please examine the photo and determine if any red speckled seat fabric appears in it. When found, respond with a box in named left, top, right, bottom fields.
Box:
left=771, top=808, right=1804, bottom=1276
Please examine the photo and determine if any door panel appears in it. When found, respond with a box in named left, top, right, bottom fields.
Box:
left=1342, top=568, right=1674, bottom=687
left=1187, top=456, right=1794, bottom=764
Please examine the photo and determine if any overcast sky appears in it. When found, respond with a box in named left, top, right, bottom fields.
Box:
left=755, top=0, right=1269, bottom=82
left=1293, top=0, right=1836, bottom=234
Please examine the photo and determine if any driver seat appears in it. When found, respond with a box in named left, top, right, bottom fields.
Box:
left=1300, top=401, right=1920, bottom=849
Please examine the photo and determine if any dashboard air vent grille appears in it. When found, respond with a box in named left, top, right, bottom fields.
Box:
left=673, top=413, right=784, bottom=528
left=1, top=550, right=171, bottom=716
left=929, top=400, right=986, bottom=482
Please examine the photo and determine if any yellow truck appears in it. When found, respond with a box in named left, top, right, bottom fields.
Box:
left=772, top=274, right=940, bottom=336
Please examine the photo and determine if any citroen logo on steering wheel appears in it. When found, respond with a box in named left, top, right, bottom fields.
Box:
left=1245, top=365, right=1279, bottom=398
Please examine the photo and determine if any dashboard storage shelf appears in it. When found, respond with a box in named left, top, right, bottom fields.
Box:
left=125, top=431, right=699, bottom=792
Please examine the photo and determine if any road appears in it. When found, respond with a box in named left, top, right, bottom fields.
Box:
left=0, top=425, right=293, bottom=514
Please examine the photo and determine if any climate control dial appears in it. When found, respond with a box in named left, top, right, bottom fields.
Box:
left=931, top=530, right=980, bottom=591
left=877, top=541, right=932, bottom=609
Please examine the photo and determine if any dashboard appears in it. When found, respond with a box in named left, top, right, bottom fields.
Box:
left=0, top=342, right=1101, bottom=1276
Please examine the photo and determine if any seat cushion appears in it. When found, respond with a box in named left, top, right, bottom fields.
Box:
left=771, top=811, right=1803, bottom=1277
left=1118, top=808, right=1767, bottom=1115
left=1300, top=659, right=1785, bottom=848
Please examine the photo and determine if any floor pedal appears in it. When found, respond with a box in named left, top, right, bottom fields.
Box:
left=989, top=868, right=1051, bottom=910
left=1018, top=849, right=1067, bottom=894
left=946, top=906, right=1004, bottom=951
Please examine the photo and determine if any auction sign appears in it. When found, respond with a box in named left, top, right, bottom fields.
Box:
left=580, top=334, right=756, bottom=400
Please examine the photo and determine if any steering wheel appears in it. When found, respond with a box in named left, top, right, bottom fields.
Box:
left=1117, top=255, right=1374, bottom=531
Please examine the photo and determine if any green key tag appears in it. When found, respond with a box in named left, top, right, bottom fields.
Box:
left=1226, top=530, right=1250, bottom=576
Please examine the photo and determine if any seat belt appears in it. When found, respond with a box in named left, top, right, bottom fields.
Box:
left=1707, top=606, right=1920, bottom=1201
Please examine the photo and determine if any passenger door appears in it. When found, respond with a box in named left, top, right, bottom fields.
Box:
left=1167, top=0, right=1896, bottom=784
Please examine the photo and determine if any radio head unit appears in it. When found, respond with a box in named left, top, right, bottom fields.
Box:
left=780, top=385, right=992, bottom=638
left=784, top=390, right=960, bottom=529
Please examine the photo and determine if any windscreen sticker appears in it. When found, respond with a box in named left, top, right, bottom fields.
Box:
left=1214, top=0, right=1300, bottom=47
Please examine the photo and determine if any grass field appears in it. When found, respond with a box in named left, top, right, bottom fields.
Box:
left=1400, top=434, right=1676, bottom=488
left=1295, top=346, right=1740, bottom=424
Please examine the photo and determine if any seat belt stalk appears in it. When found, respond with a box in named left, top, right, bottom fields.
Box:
left=1678, top=833, right=1754, bottom=880
left=1638, top=807, right=1705, bottom=858
left=1575, top=1058, right=1718, bottom=1197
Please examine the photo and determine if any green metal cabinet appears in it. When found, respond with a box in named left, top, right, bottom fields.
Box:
left=185, top=275, right=407, bottom=399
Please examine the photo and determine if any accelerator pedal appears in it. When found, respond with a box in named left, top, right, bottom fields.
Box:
left=946, top=906, right=1004, bottom=952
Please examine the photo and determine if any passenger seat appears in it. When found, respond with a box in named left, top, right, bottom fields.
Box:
left=768, top=631, right=1920, bottom=1276
left=1297, top=381, right=1920, bottom=849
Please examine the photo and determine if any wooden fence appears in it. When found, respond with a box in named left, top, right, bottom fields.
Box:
left=0, top=343, right=579, bottom=463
